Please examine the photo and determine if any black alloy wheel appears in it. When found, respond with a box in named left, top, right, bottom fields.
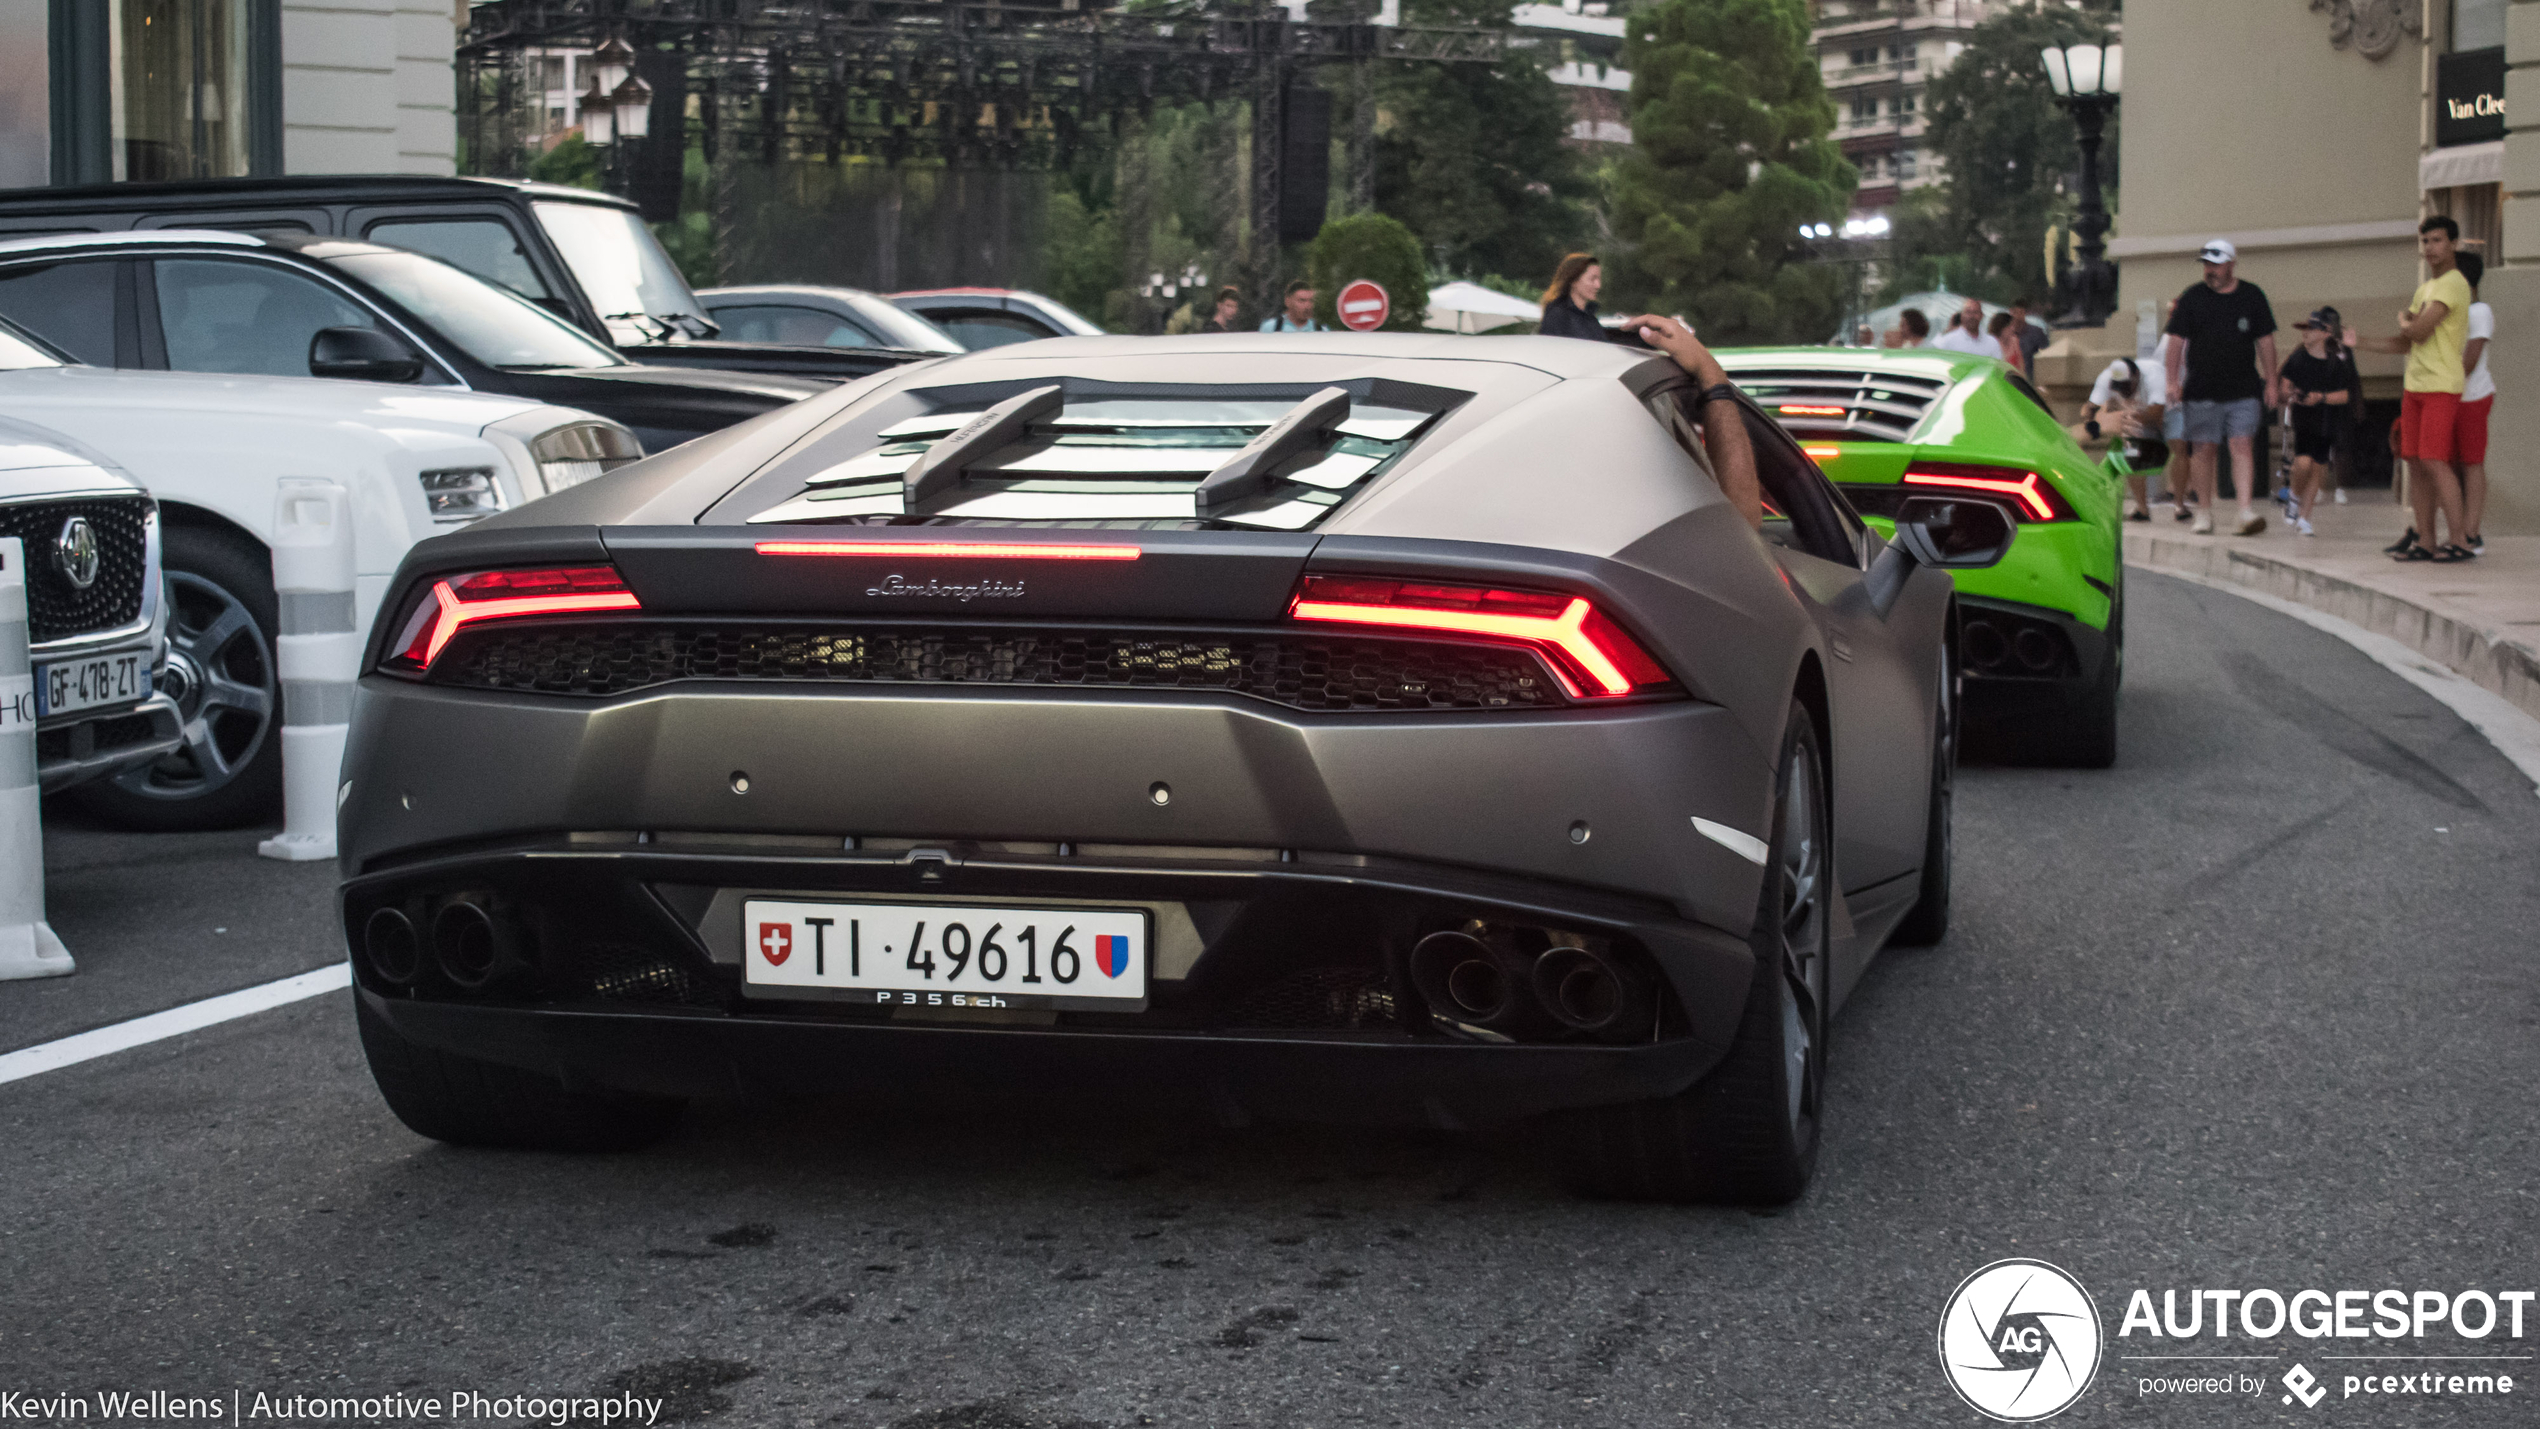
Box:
left=1891, top=640, right=1960, bottom=946
left=1558, top=700, right=1831, bottom=1204
left=72, top=529, right=283, bottom=830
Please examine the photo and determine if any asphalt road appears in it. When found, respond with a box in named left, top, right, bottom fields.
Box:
left=3, top=571, right=2534, bottom=1428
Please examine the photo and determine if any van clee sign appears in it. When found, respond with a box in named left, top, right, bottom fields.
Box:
left=2438, top=46, right=2505, bottom=147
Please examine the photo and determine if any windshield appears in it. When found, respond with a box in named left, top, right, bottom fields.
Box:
left=0, top=318, right=66, bottom=370
left=328, top=251, right=621, bottom=370
left=532, top=201, right=709, bottom=345
left=841, top=294, right=967, bottom=354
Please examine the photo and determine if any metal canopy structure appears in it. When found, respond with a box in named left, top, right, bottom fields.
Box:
left=458, top=1, right=1505, bottom=303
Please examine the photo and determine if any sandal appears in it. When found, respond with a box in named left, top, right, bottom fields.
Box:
left=2392, top=545, right=2435, bottom=562
left=2430, top=544, right=2475, bottom=563
left=2382, top=527, right=2419, bottom=555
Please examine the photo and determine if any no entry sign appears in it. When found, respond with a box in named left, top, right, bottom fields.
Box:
left=1336, top=279, right=1390, bottom=332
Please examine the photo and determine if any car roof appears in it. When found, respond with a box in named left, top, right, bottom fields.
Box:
left=0, top=174, right=635, bottom=213
left=700, top=284, right=889, bottom=303
left=0, top=228, right=267, bottom=258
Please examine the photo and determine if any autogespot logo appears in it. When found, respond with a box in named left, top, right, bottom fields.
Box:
left=1939, top=1259, right=2105, bottom=1421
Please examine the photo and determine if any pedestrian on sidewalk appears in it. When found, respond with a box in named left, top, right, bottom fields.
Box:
left=2008, top=296, right=2051, bottom=376
left=2160, top=239, right=2281, bottom=535
left=2457, top=250, right=2492, bottom=555
left=2355, top=216, right=2474, bottom=562
left=1259, top=280, right=1328, bottom=333
left=1202, top=285, right=1245, bottom=333
left=1885, top=308, right=1931, bottom=348
left=2277, top=307, right=2358, bottom=536
left=1933, top=296, right=1995, bottom=356
left=1987, top=310, right=2023, bottom=366
left=1538, top=253, right=1633, bottom=342
left=2080, top=351, right=2168, bottom=521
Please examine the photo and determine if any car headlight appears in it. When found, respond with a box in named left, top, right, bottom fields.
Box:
left=419, top=466, right=506, bottom=522
left=531, top=422, right=645, bottom=494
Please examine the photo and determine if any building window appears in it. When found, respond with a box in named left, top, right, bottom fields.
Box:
left=1852, top=95, right=1879, bottom=122
left=2452, top=0, right=2506, bottom=52
left=1896, top=148, right=1919, bottom=179
left=1848, top=47, right=1877, bottom=67
left=110, top=0, right=256, bottom=181
left=1897, top=91, right=1917, bottom=116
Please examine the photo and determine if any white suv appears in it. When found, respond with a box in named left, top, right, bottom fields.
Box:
left=0, top=315, right=640, bottom=828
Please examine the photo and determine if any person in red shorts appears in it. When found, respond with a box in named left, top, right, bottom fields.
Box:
left=2455, top=251, right=2492, bottom=554
left=2356, top=217, right=2473, bottom=562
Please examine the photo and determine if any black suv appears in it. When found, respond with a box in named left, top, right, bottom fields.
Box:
left=0, top=175, right=929, bottom=385
left=0, top=229, right=832, bottom=454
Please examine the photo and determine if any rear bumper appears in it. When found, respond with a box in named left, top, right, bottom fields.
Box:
left=1958, top=595, right=2111, bottom=711
left=342, top=841, right=1761, bottom=1124
left=359, top=987, right=1731, bottom=1126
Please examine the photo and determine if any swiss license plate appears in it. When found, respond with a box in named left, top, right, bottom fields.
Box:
left=742, top=898, right=1150, bottom=1010
left=36, top=654, right=148, bottom=717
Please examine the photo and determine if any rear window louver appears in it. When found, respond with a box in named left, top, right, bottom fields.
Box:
left=1727, top=367, right=1948, bottom=443
left=749, top=391, right=1443, bottom=530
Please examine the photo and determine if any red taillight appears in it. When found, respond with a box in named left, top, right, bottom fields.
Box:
left=1286, top=575, right=1672, bottom=699
left=1778, top=404, right=1847, bottom=417
left=755, top=540, right=1140, bottom=561
left=386, top=566, right=640, bottom=671
left=1901, top=462, right=2063, bottom=521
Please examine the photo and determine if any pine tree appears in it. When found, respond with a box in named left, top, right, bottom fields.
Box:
left=1607, top=0, right=1854, bottom=342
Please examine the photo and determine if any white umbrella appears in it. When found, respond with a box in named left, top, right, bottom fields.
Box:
left=1423, top=280, right=1543, bottom=334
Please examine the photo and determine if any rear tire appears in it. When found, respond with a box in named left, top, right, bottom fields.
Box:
left=1890, top=643, right=1958, bottom=947
left=1557, top=701, right=1829, bottom=1205
left=2038, top=587, right=2121, bottom=769
left=356, top=997, right=683, bottom=1153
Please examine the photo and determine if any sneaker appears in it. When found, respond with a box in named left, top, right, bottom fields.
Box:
left=2236, top=512, right=2267, bottom=536
left=2127, top=507, right=2150, bottom=523
left=2382, top=527, right=2419, bottom=555
left=2334, top=489, right=2349, bottom=504
left=2122, top=498, right=2144, bottom=520
left=2192, top=512, right=2215, bottom=534
left=2174, top=502, right=2195, bottom=523
left=2467, top=534, right=2484, bottom=555
left=2295, top=516, right=2315, bottom=536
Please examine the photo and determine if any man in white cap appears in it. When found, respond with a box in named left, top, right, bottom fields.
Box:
left=2159, top=239, right=2280, bottom=535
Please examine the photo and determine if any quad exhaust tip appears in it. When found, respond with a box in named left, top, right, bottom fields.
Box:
left=430, top=899, right=504, bottom=990
left=363, top=907, right=421, bottom=985
left=1410, top=925, right=1655, bottom=1043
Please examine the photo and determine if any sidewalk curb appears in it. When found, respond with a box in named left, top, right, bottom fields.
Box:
left=2124, top=531, right=2540, bottom=723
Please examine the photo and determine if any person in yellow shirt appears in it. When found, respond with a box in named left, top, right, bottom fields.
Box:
left=2356, top=216, right=2473, bottom=562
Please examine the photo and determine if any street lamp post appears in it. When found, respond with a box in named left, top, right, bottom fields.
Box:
left=2041, top=41, right=2121, bottom=328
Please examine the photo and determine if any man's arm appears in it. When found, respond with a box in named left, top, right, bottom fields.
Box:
left=2257, top=334, right=2282, bottom=408
left=1632, top=314, right=1762, bottom=531
left=2361, top=301, right=2450, bottom=353
left=2462, top=336, right=2488, bottom=377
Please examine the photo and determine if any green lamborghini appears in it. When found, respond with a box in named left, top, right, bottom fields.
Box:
left=1718, top=347, right=2124, bottom=766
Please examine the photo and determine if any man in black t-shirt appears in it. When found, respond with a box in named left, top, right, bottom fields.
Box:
left=2159, top=239, right=2282, bottom=535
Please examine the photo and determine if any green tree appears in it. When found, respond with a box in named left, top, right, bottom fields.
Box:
left=1371, top=0, right=1596, bottom=287
left=526, top=134, right=603, bottom=190
left=1607, top=0, right=1855, bottom=343
left=1306, top=213, right=1429, bottom=330
left=1903, top=0, right=2120, bottom=304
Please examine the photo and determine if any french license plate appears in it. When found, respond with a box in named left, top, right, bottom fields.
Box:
left=742, top=898, right=1150, bottom=1010
left=36, top=654, right=148, bottom=717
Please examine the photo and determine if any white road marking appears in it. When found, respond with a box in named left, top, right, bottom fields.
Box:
left=0, top=961, right=350, bottom=1088
left=2145, top=565, right=2540, bottom=796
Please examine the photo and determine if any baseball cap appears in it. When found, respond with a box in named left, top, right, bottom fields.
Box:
left=2296, top=305, right=2342, bottom=331
left=2199, top=239, right=2237, bottom=264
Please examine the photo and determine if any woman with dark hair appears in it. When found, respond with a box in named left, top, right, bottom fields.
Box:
left=1884, top=308, right=1931, bottom=348
left=1538, top=253, right=1631, bottom=341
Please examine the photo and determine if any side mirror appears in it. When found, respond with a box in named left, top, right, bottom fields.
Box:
left=308, top=326, right=424, bottom=383
left=1893, top=495, right=2016, bottom=569
left=1865, top=495, right=2017, bottom=617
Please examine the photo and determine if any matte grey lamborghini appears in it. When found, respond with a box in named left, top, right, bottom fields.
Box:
left=338, top=332, right=2012, bottom=1203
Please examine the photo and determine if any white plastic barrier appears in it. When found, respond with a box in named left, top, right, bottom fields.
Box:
left=257, top=480, right=357, bottom=863
left=0, top=537, right=72, bottom=980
